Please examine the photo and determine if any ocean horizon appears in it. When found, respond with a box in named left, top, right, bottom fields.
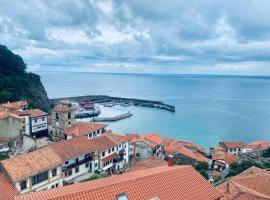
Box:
left=38, top=71, right=270, bottom=150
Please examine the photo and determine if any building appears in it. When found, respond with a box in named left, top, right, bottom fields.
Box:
left=0, top=101, right=28, bottom=112
left=0, top=132, right=130, bottom=195
left=51, top=104, right=76, bottom=141
left=162, top=138, right=207, bottom=166
left=219, top=142, right=246, bottom=156
left=216, top=166, right=270, bottom=199
left=127, top=133, right=163, bottom=160
left=92, top=132, right=130, bottom=174
left=0, top=111, right=22, bottom=151
left=242, top=141, right=269, bottom=154
left=64, top=122, right=107, bottom=140
left=0, top=146, right=63, bottom=194
left=14, top=165, right=222, bottom=200
left=210, top=153, right=237, bottom=172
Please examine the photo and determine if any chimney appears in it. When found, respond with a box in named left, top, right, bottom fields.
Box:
left=226, top=182, right=230, bottom=193
left=167, top=155, right=174, bottom=167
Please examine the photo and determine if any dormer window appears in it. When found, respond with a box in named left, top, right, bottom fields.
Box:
left=116, top=193, right=128, bottom=200
left=20, top=180, right=27, bottom=190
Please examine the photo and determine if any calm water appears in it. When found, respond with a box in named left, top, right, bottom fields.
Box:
left=38, top=72, right=270, bottom=149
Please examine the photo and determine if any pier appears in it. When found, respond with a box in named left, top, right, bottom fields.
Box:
left=93, top=111, right=133, bottom=122
left=50, top=95, right=175, bottom=112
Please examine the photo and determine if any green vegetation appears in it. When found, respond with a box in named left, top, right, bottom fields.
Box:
left=0, top=45, right=49, bottom=111
left=262, top=148, right=270, bottom=158
left=0, top=154, right=9, bottom=160
left=195, top=162, right=209, bottom=180
left=88, top=173, right=103, bottom=180
left=226, top=160, right=267, bottom=178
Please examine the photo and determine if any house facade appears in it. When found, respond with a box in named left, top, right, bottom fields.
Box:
left=219, top=142, right=246, bottom=156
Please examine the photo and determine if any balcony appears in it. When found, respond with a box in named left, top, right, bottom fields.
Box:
left=63, top=156, right=92, bottom=171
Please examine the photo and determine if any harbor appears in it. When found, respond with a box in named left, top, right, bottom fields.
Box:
left=93, top=111, right=133, bottom=122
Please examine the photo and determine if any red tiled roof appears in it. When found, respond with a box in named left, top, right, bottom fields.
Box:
left=244, top=141, right=270, bottom=151
left=26, top=109, right=48, bottom=117
left=217, top=166, right=270, bottom=199
left=162, top=139, right=207, bottom=162
left=0, top=111, right=21, bottom=120
left=48, top=137, right=98, bottom=162
left=101, top=152, right=118, bottom=163
left=64, top=122, right=107, bottom=137
left=212, top=153, right=237, bottom=165
left=0, top=147, right=62, bottom=183
left=0, top=101, right=28, bottom=110
left=129, top=156, right=168, bottom=172
left=15, top=165, right=222, bottom=200
left=129, top=133, right=162, bottom=148
left=221, top=142, right=246, bottom=149
left=0, top=172, right=18, bottom=200
left=92, top=133, right=127, bottom=151
left=52, top=104, right=76, bottom=112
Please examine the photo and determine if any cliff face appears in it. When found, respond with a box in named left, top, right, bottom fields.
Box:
left=0, top=45, right=49, bottom=111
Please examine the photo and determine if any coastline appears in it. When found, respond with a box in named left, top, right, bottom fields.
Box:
left=50, top=95, right=176, bottom=112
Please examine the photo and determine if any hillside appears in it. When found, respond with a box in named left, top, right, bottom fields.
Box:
left=0, top=45, right=49, bottom=111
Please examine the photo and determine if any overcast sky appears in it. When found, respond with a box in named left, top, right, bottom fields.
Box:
left=1, top=0, right=270, bottom=75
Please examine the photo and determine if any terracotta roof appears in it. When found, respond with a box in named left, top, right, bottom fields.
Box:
left=129, top=133, right=162, bottom=148
left=217, top=166, right=270, bottom=199
left=0, top=136, right=10, bottom=142
left=212, top=153, right=237, bottom=165
left=26, top=109, right=48, bottom=117
left=64, top=122, right=107, bottom=137
left=92, top=133, right=127, bottom=151
left=129, top=156, right=168, bottom=172
left=101, top=152, right=118, bottom=163
left=220, top=142, right=246, bottom=149
left=0, top=101, right=28, bottom=110
left=48, top=137, right=98, bottom=162
left=244, top=141, right=270, bottom=151
left=0, top=172, right=18, bottom=200
left=52, top=104, right=76, bottom=112
left=0, top=147, right=62, bottom=183
left=0, top=111, right=21, bottom=120
left=15, top=165, right=222, bottom=200
left=162, top=139, right=207, bottom=162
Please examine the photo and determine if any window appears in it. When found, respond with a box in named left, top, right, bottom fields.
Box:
left=56, top=183, right=59, bottom=188
left=34, top=119, right=37, bottom=123
left=20, top=180, right=27, bottom=190
left=76, top=158, right=79, bottom=163
left=65, top=161, right=69, bottom=165
left=109, top=149, right=111, bottom=153
left=42, top=117, right=45, bottom=121
left=52, top=168, right=57, bottom=177
left=119, top=144, right=122, bottom=148
left=65, top=170, right=72, bottom=177
left=32, top=171, right=48, bottom=185
left=68, top=112, right=71, bottom=119
left=85, top=162, right=90, bottom=168
left=117, top=193, right=128, bottom=200
left=75, top=167, right=79, bottom=173
left=112, top=147, right=115, bottom=152
left=102, top=152, right=105, bottom=157
left=56, top=113, right=59, bottom=120
left=89, top=133, right=92, bottom=138
left=52, top=185, right=55, bottom=189
left=22, top=126, right=26, bottom=130
left=95, top=163, right=98, bottom=167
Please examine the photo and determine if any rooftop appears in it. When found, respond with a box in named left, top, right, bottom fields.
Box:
left=0, top=172, right=18, bottom=200
left=217, top=166, right=270, bottom=200
left=0, top=101, right=28, bottom=110
left=0, top=147, right=62, bottom=183
left=26, top=109, right=48, bottom=117
left=0, top=111, right=21, bottom=120
left=64, top=122, right=107, bottom=137
left=52, top=104, right=76, bottom=112
left=212, top=153, right=237, bottom=165
left=128, top=156, right=168, bottom=172
left=244, top=141, right=270, bottom=151
left=220, top=142, right=246, bottom=149
left=15, top=165, right=222, bottom=200
left=92, top=132, right=128, bottom=151
left=128, top=133, right=162, bottom=148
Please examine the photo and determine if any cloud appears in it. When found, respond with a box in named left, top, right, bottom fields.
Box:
left=1, top=0, right=270, bottom=75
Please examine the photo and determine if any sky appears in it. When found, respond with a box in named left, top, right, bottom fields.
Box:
left=1, top=0, right=270, bottom=75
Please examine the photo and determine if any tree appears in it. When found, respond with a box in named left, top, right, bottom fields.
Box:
left=195, top=162, right=209, bottom=180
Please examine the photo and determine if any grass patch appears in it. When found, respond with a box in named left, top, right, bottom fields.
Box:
left=0, top=154, right=9, bottom=160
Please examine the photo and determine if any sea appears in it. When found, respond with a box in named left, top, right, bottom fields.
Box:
left=38, top=71, right=270, bottom=150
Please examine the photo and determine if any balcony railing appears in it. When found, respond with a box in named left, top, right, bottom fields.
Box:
left=63, top=156, right=92, bottom=171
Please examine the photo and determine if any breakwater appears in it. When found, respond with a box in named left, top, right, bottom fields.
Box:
left=93, top=112, right=133, bottom=122
left=50, top=95, right=175, bottom=112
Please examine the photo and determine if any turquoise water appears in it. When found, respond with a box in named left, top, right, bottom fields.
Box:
left=39, top=72, right=270, bottom=149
